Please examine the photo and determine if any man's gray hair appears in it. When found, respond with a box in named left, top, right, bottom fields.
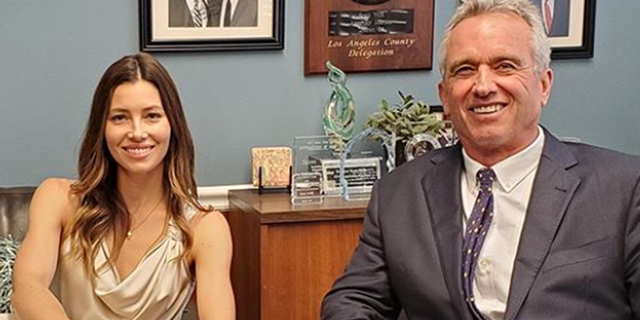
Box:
left=438, top=0, right=551, bottom=77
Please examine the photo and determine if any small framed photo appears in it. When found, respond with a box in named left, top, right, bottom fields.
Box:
left=251, top=147, right=292, bottom=187
left=531, top=0, right=596, bottom=59
left=139, top=0, right=285, bottom=52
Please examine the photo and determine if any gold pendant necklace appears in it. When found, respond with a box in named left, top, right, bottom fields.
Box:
left=127, top=199, right=163, bottom=240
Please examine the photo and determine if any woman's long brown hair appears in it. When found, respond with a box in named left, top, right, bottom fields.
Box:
left=64, top=53, right=211, bottom=278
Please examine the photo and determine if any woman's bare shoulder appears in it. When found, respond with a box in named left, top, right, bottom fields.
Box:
left=190, top=210, right=232, bottom=247
left=190, top=210, right=229, bottom=235
left=32, top=177, right=81, bottom=220
left=37, top=177, right=74, bottom=191
left=189, top=209, right=232, bottom=266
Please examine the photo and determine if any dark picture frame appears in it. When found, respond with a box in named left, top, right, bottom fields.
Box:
left=139, top=0, right=284, bottom=52
left=531, top=0, right=596, bottom=59
left=305, top=0, right=435, bottom=74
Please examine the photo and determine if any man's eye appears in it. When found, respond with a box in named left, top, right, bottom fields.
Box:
left=452, top=66, right=474, bottom=76
left=496, top=63, right=516, bottom=70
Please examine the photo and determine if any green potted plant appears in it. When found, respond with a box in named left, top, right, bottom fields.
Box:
left=365, top=91, right=444, bottom=166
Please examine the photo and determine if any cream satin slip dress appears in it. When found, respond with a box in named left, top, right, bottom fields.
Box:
left=57, top=212, right=196, bottom=320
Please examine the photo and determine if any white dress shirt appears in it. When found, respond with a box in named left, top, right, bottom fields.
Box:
left=461, top=126, right=545, bottom=320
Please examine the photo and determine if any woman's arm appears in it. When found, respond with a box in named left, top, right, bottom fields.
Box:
left=191, top=211, right=235, bottom=320
left=12, top=178, right=75, bottom=320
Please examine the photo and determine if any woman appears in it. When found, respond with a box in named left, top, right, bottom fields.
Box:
left=12, top=53, right=234, bottom=320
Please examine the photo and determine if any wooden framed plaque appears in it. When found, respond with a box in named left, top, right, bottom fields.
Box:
left=305, top=0, right=434, bottom=74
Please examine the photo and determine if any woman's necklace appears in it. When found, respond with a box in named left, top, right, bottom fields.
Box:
left=127, top=199, right=163, bottom=240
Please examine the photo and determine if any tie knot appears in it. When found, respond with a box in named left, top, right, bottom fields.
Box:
left=476, top=168, right=495, bottom=189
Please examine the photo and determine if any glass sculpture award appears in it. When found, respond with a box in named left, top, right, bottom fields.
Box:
left=323, top=61, right=355, bottom=158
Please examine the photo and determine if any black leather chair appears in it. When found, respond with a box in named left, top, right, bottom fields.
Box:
left=0, top=187, right=35, bottom=241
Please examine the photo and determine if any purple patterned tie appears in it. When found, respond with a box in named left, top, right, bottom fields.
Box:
left=462, top=168, right=496, bottom=320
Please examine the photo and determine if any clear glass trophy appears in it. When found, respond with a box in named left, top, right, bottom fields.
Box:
left=339, top=128, right=394, bottom=201
left=290, top=136, right=333, bottom=205
left=291, top=171, right=323, bottom=205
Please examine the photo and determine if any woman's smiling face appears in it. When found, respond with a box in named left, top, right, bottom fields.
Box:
left=105, top=79, right=171, bottom=178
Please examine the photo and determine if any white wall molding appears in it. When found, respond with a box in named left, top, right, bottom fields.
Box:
left=198, top=184, right=255, bottom=211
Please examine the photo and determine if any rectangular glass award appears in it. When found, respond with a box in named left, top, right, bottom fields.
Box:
left=291, top=172, right=323, bottom=205
left=321, top=157, right=381, bottom=197
left=292, top=136, right=334, bottom=174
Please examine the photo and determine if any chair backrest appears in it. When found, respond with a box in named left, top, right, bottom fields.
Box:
left=0, top=187, right=36, bottom=241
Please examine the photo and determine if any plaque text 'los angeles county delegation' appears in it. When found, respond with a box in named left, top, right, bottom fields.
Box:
left=305, top=0, right=434, bottom=74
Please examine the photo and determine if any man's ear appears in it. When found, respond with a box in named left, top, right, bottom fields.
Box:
left=438, top=81, right=450, bottom=117
left=540, top=68, right=554, bottom=106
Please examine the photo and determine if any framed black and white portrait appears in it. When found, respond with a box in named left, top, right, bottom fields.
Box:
left=139, top=0, right=284, bottom=51
left=531, top=0, right=596, bottom=59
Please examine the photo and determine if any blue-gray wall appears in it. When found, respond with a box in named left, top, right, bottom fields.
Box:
left=1, top=1, right=639, bottom=187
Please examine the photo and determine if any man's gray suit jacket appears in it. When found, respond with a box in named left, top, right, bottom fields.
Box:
left=322, top=130, right=640, bottom=320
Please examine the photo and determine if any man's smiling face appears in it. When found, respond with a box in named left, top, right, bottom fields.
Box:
left=438, top=12, right=553, bottom=166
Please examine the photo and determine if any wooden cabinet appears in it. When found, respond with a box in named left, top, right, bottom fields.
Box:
left=227, top=189, right=367, bottom=320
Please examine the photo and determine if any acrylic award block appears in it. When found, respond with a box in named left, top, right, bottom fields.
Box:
left=321, top=157, right=381, bottom=197
left=340, top=128, right=394, bottom=201
left=291, top=136, right=333, bottom=204
left=291, top=172, right=323, bottom=205
left=292, top=136, right=334, bottom=176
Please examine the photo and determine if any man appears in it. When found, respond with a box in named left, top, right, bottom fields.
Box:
left=532, top=0, right=570, bottom=36
left=321, top=0, right=640, bottom=319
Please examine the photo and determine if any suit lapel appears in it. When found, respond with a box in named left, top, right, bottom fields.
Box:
left=423, top=146, right=474, bottom=320
left=504, top=133, right=581, bottom=320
